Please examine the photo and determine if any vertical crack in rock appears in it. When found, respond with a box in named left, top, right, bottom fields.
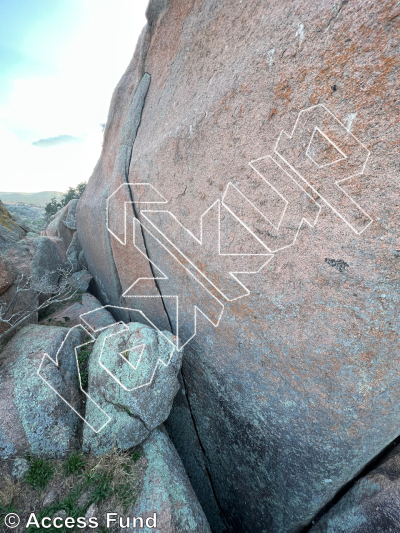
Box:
left=119, top=70, right=225, bottom=528
left=120, top=72, right=173, bottom=334
left=179, top=366, right=229, bottom=531
left=301, top=432, right=400, bottom=531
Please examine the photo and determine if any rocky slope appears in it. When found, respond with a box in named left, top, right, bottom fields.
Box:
left=4, top=203, right=46, bottom=234
left=76, top=0, right=400, bottom=531
left=0, top=198, right=210, bottom=531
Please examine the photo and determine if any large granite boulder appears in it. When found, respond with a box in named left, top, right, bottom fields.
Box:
left=83, top=322, right=181, bottom=456
left=127, top=427, right=212, bottom=533
left=77, top=0, right=400, bottom=531
left=0, top=325, right=83, bottom=458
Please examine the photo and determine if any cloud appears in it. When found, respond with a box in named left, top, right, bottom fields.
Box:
left=0, top=124, right=102, bottom=193
left=0, top=0, right=148, bottom=192
left=32, top=134, right=83, bottom=148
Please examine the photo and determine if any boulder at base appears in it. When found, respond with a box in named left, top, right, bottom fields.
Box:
left=0, top=325, right=83, bottom=458
left=83, top=322, right=181, bottom=456
left=128, top=427, right=212, bottom=533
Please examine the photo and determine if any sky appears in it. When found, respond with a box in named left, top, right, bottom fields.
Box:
left=0, top=0, right=148, bottom=193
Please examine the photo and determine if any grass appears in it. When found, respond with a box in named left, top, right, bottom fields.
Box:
left=77, top=346, right=92, bottom=389
left=14, top=447, right=145, bottom=533
left=25, top=458, right=54, bottom=490
left=132, top=449, right=142, bottom=463
left=0, top=501, right=17, bottom=527
left=84, top=447, right=143, bottom=512
left=87, top=472, right=113, bottom=504
left=63, top=452, right=86, bottom=477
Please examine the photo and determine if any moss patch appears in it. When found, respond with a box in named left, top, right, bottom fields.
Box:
left=0, top=202, right=18, bottom=231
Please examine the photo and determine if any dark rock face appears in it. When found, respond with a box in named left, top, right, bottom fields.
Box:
left=310, top=443, right=400, bottom=533
left=0, top=255, right=15, bottom=296
left=77, top=1, right=400, bottom=531
left=164, top=371, right=227, bottom=533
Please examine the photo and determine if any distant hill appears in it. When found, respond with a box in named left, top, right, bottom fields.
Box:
left=0, top=191, right=63, bottom=206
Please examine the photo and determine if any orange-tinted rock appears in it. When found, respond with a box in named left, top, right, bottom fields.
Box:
left=77, top=1, right=400, bottom=531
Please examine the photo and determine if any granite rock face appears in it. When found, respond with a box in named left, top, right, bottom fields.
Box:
left=66, top=232, right=83, bottom=272
left=0, top=200, right=26, bottom=246
left=127, top=426, right=212, bottom=533
left=0, top=325, right=83, bottom=458
left=41, top=199, right=78, bottom=256
left=77, top=48, right=170, bottom=330
left=83, top=322, right=181, bottom=456
left=310, top=443, right=400, bottom=533
left=0, top=236, right=66, bottom=337
left=0, top=254, right=15, bottom=296
left=77, top=0, right=400, bottom=530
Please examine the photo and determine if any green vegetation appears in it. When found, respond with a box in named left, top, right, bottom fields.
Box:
left=23, top=449, right=143, bottom=533
left=25, top=489, right=87, bottom=533
left=63, top=452, right=86, bottom=477
left=44, top=182, right=87, bottom=218
left=77, top=345, right=92, bottom=389
left=86, top=472, right=113, bottom=504
left=132, top=449, right=142, bottom=463
left=25, top=458, right=54, bottom=490
left=0, top=501, right=17, bottom=524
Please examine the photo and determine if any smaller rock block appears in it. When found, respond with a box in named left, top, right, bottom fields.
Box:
left=66, top=232, right=83, bottom=273
left=44, top=293, right=115, bottom=331
left=128, top=427, right=212, bottom=533
left=69, top=270, right=93, bottom=293
left=41, top=200, right=78, bottom=251
left=82, top=323, right=182, bottom=456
